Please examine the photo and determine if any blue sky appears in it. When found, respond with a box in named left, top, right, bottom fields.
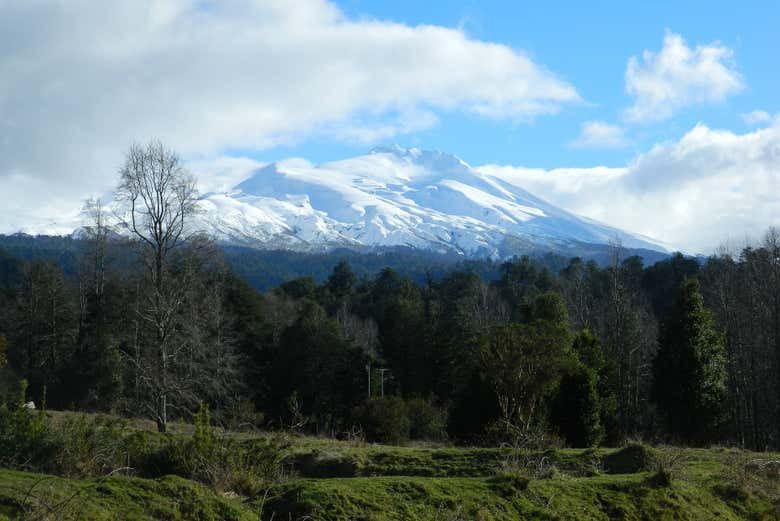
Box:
left=260, top=0, right=780, bottom=168
left=0, top=0, right=777, bottom=250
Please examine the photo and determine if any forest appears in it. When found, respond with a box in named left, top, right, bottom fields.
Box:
left=2, top=227, right=779, bottom=450
left=0, top=144, right=777, bottom=452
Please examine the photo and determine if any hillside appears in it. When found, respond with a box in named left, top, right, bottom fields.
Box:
left=0, top=411, right=777, bottom=520
left=0, top=234, right=671, bottom=291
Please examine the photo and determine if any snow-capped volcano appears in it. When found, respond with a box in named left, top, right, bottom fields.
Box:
left=194, top=146, right=666, bottom=259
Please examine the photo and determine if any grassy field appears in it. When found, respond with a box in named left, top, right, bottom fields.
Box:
left=0, top=411, right=778, bottom=520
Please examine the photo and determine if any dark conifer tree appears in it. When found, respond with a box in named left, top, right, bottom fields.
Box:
left=653, top=277, right=727, bottom=443
left=572, top=329, right=619, bottom=443
left=550, top=364, right=603, bottom=447
left=326, top=261, right=357, bottom=300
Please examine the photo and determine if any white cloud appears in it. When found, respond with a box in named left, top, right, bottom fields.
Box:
left=570, top=121, right=628, bottom=149
left=741, top=110, right=772, bottom=126
left=0, top=175, right=83, bottom=236
left=478, top=118, right=780, bottom=253
left=323, top=109, right=440, bottom=145
left=0, top=0, right=580, bottom=233
left=624, top=31, right=743, bottom=123
left=187, top=156, right=265, bottom=195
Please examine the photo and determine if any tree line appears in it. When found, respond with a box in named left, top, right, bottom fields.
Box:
left=0, top=141, right=778, bottom=449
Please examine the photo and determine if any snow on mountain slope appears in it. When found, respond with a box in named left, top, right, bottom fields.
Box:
left=195, top=145, right=668, bottom=258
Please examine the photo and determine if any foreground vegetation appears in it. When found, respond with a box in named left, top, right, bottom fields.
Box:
left=0, top=410, right=778, bottom=520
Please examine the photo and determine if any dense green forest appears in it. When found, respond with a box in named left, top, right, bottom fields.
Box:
left=1, top=226, right=778, bottom=449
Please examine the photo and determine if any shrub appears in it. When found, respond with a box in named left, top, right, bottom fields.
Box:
left=649, top=448, right=689, bottom=487
left=488, top=472, right=530, bottom=498
left=352, top=396, right=410, bottom=444
left=713, top=482, right=750, bottom=502
left=712, top=453, right=779, bottom=516
left=50, top=413, right=130, bottom=477
left=481, top=419, right=563, bottom=449
left=224, top=399, right=265, bottom=431
left=499, top=451, right=559, bottom=480
left=406, top=398, right=448, bottom=441
left=650, top=465, right=673, bottom=487
left=295, top=450, right=363, bottom=477
left=0, top=380, right=53, bottom=468
left=140, top=403, right=285, bottom=494
left=602, top=443, right=654, bottom=474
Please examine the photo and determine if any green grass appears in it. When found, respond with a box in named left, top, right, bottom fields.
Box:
left=260, top=444, right=780, bottom=520
left=288, top=446, right=612, bottom=478
left=0, top=469, right=257, bottom=521
left=260, top=472, right=777, bottom=521
left=1, top=410, right=778, bottom=520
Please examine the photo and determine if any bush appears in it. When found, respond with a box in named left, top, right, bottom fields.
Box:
left=481, top=419, right=563, bottom=449
left=602, top=443, right=654, bottom=474
left=648, top=448, right=689, bottom=487
left=650, top=466, right=673, bottom=487
left=406, top=398, right=448, bottom=441
left=713, top=483, right=750, bottom=502
left=50, top=413, right=130, bottom=477
left=224, top=399, right=265, bottom=431
left=352, top=397, right=410, bottom=444
left=0, top=380, right=53, bottom=468
left=488, top=472, right=530, bottom=498
left=140, top=403, right=285, bottom=494
left=499, top=450, right=559, bottom=480
left=295, top=450, right=364, bottom=477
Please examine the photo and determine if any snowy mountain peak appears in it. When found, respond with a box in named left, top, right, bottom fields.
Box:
left=370, top=144, right=419, bottom=156
left=195, top=147, right=667, bottom=258
left=369, top=144, right=471, bottom=171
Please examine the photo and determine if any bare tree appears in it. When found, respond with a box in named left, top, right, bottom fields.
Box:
left=77, top=199, right=108, bottom=329
left=117, top=141, right=199, bottom=288
left=336, top=301, right=379, bottom=358
left=560, top=257, right=596, bottom=331
left=467, top=281, right=510, bottom=333
left=115, top=141, right=200, bottom=432
left=597, top=239, right=658, bottom=436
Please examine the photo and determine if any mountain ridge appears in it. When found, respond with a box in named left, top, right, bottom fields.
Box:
left=195, top=145, right=668, bottom=259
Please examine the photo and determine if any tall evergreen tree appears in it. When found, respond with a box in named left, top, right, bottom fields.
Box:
left=653, top=277, right=727, bottom=443
left=571, top=329, right=619, bottom=443
left=326, top=261, right=356, bottom=300
left=550, top=364, right=603, bottom=447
